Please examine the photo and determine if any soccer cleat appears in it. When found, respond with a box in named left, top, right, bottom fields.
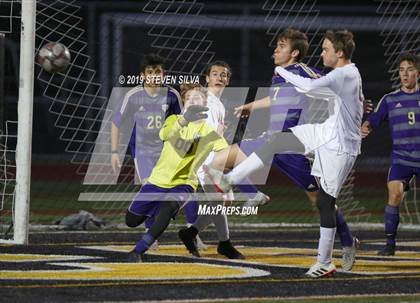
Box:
left=195, top=234, right=208, bottom=251
left=217, top=240, right=245, bottom=259
left=377, top=243, right=396, bottom=256
left=341, top=237, right=359, bottom=271
left=305, top=262, right=336, bottom=278
left=127, top=250, right=146, bottom=262
left=202, top=165, right=232, bottom=193
left=149, top=240, right=159, bottom=251
left=178, top=228, right=201, bottom=257
left=243, top=191, right=270, bottom=208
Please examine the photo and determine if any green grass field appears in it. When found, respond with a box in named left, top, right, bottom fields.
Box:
left=1, top=176, right=419, bottom=227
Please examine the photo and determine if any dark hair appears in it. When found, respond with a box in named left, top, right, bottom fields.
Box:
left=180, top=83, right=207, bottom=103
left=324, top=30, right=355, bottom=60
left=398, top=52, right=420, bottom=70
left=277, top=28, right=309, bottom=62
left=205, top=60, right=232, bottom=78
left=140, top=53, right=165, bottom=72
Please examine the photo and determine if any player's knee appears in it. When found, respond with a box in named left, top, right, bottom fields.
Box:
left=387, top=181, right=405, bottom=203
left=306, top=191, right=318, bottom=205
left=388, top=191, right=403, bottom=204
left=316, top=189, right=336, bottom=228
left=125, top=211, right=146, bottom=228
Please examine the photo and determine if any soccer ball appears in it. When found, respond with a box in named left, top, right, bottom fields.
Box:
left=36, top=42, right=71, bottom=73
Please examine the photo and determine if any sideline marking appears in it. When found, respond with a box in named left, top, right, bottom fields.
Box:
left=0, top=262, right=270, bottom=280
left=1, top=274, right=420, bottom=289
left=0, top=254, right=101, bottom=262
left=81, top=245, right=420, bottom=275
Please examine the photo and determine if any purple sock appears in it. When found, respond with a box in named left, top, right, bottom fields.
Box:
left=185, top=201, right=198, bottom=224
left=135, top=233, right=155, bottom=254
left=336, top=209, right=353, bottom=247
left=384, top=205, right=399, bottom=246
left=144, top=216, right=154, bottom=229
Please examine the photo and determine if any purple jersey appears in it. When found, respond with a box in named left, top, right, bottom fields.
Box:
left=367, top=88, right=420, bottom=168
left=269, top=63, right=322, bottom=132
left=113, top=86, right=182, bottom=157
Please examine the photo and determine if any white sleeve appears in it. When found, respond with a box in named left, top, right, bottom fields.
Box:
left=275, top=66, right=344, bottom=97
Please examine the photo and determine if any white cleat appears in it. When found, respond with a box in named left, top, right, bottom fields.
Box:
left=243, top=191, right=270, bottom=208
left=148, top=240, right=159, bottom=251
left=195, top=234, right=208, bottom=251
left=342, top=237, right=359, bottom=271
left=305, top=262, right=336, bottom=278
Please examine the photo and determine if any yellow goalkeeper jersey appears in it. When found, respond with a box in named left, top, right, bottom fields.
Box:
left=147, top=115, right=228, bottom=190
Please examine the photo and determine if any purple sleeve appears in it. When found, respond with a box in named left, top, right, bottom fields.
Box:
left=167, top=90, right=182, bottom=116
left=112, top=94, right=133, bottom=128
left=367, top=96, right=388, bottom=129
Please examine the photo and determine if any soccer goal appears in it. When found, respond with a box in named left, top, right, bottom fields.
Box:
left=0, top=0, right=36, bottom=244
left=1, top=0, right=419, bottom=245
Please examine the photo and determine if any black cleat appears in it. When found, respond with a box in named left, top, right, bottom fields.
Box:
left=127, top=250, right=146, bottom=262
left=217, top=240, right=245, bottom=259
left=377, top=244, right=396, bottom=256
left=178, top=227, right=201, bottom=257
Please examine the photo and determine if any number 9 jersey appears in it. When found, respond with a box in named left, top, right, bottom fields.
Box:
left=367, top=88, right=420, bottom=168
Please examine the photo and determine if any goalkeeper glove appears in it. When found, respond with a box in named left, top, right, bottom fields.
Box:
left=180, top=105, right=208, bottom=126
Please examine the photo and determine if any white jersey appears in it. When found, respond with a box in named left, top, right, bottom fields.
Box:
left=275, top=63, right=364, bottom=156
left=197, top=90, right=226, bottom=183
left=205, top=91, right=226, bottom=130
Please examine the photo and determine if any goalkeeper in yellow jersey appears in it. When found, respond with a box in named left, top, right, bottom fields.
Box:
left=125, top=84, right=230, bottom=262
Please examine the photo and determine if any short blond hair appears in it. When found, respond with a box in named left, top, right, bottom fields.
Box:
left=180, top=84, right=207, bottom=104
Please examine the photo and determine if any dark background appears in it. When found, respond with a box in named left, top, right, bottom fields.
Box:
left=1, top=0, right=418, bottom=160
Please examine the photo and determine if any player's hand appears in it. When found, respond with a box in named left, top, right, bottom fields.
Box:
left=111, top=153, right=121, bottom=173
left=183, top=105, right=209, bottom=122
left=363, top=99, right=374, bottom=114
left=234, top=103, right=251, bottom=118
left=360, top=121, right=372, bottom=138
left=216, top=123, right=227, bottom=136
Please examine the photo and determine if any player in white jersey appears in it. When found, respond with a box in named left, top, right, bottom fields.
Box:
left=204, top=30, right=364, bottom=277
left=179, top=61, right=269, bottom=259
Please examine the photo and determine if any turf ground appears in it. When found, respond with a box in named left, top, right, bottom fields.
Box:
left=1, top=228, right=420, bottom=302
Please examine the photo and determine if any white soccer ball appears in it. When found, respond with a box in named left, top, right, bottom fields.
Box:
left=36, top=42, right=71, bottom=73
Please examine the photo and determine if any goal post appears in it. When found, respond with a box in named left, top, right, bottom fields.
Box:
left=6, top=0, right=36, bottom=244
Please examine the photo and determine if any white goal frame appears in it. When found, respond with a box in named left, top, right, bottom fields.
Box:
left=0, top=0, right=36, bottom=244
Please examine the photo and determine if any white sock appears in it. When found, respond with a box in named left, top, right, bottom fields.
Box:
left=212, top=214, right=229, bottom=241
left=226, top=153, right=264, bottom=185
left=317, top=227, right=336, bottom=265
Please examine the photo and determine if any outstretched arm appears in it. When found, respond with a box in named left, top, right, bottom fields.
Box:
left=159, top=115, right=184, bottom=141
left=274, top=66, right=343, bottom=97
left=160, top=105, right=209, bottom=141
left=233, top=96, right=271, bottom=118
